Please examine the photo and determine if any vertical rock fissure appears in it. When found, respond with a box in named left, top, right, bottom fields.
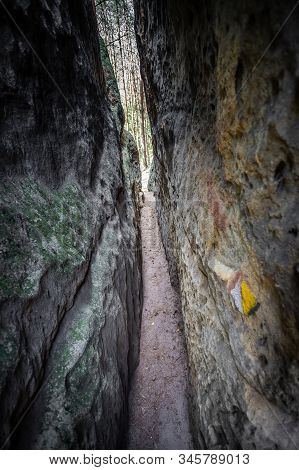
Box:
left=1, top=0, right=299, bottom=452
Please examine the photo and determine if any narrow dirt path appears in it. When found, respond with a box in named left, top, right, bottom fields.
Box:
left=126, top=191, right=193, bottom=450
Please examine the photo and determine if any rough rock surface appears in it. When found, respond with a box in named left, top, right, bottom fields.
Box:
left=0, top=0, right=142, bottom=449
left=135, top=0, right=299, bottom=449
left=147, top=158, right=157, bottom=192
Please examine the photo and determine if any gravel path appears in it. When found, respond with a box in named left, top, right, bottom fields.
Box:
left=126, top=191, right=193, bottom=450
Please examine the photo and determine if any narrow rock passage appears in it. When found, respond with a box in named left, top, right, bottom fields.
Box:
left=126, top=192, right=193, bottom=450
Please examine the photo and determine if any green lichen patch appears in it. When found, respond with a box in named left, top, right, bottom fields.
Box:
left=31, top=227, right=121, bottom=447
left=0, top=177, right=94, bottom=301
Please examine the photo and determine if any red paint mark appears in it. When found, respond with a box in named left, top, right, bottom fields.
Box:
left=207, top=178, right=227, bottom=230
left=227, top=271, right=242, bottom=292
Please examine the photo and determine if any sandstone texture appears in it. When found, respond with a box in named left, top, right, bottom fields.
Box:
left=135, top=0, right=299, bottom=449
left=147, top=158, right=157, bottom=192
left=0, top=0, right=142, bottom=449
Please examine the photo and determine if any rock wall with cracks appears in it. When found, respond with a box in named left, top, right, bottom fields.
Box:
left=135, top=0, right=299, bottom=449
left=0, top=0, right=142, bottom=449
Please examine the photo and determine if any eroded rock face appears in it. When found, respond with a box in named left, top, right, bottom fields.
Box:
left=0, top=0, right=142, bottom=449
left=135, top=0, right=299, bottom=449
left=147, top=157, right=157, bottom=192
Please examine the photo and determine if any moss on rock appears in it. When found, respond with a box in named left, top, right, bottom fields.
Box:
left=0, top=177, right=94, bottom=300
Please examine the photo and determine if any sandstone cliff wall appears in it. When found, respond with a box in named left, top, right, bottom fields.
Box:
left=0, top=0, right=142, bottom=449
left=135, top=0, right=299, bottom=449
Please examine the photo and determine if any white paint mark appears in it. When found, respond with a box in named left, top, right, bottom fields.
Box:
left=230, top=278, right=243, bottom=313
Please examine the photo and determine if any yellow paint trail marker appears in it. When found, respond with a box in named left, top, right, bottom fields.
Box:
left=241, top=280, right=257, bottom=316
left=209, top=258, right=258, bottom=316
